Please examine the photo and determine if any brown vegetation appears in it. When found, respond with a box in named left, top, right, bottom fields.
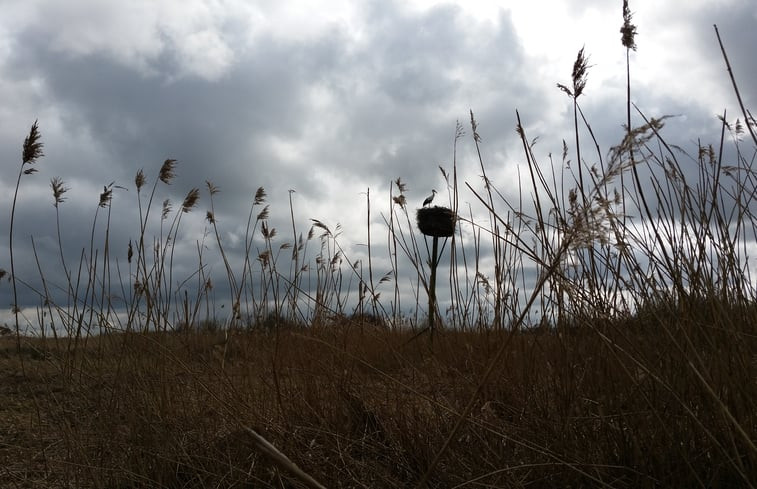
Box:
left=1, top=310, right=754, bottom=488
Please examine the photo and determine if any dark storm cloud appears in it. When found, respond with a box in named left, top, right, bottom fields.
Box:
left=4, top=28, right=332, bottom=193
left=3, top=1, right=536, bottom=211
left=0, top=1, right=538, bottom=314
left=305, top=3, right=541, bottom=201
left=691, top=4, right=757, bottom=111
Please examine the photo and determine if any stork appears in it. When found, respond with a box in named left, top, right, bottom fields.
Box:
left=422, top=189, right=437, bottom=207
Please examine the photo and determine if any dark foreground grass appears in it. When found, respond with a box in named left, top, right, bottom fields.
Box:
left=1, top=306, right=754, bottom=488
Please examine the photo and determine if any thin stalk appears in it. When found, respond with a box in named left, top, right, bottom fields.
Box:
left=10, top=121, right=43, bottom=356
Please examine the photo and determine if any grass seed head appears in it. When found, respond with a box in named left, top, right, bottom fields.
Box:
left=135, top=169, right=146, bottom=191
left=51, top=177, right=69, bottom=207
left=99, top=185, right=113, bottom=208
left=254, top=186, right=266, bottom=205
left=22, top=120, right=44, bottom=165
left=162, top=199, right=172, bottom=219
left=621, top=0, right=638, bottom=50
left=572, top=47, right=589, bottom=98
left=181, top=188, right=200, bottom=213
left=159, top=159, right=177, bottom=184
left=394, top=177, right=407, bottom=194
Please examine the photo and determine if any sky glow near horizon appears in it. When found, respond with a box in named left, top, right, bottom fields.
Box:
left=0, top=0, right=756, bottom=328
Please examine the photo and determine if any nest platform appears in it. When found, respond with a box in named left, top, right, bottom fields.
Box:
left=416, top=206, right=456, bottom=237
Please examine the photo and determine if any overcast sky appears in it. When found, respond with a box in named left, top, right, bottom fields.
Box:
left=1, top=0, right=756, bottom=330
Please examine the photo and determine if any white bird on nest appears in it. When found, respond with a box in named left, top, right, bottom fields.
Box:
left=422, top=189, right=437, bottom=207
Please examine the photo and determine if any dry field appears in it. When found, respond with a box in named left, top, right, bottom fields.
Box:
left=1, top=312, right=755, bottom=488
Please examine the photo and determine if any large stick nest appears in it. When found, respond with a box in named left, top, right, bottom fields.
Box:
left=416, top=206, right=456, bottom=237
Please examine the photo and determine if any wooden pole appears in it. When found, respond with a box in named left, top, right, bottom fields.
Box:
left=428, top=235, right=439, bottom=342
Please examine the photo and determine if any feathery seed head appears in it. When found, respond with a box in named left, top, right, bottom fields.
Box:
left=22, top=120, right=44, bottom=165
left=262, top=222, right=276, bottom=239
left=571, top=47, right=589, bottom=98
left=99, top=184, right=113, bottom=208
left=470, top=110, right=481, bottom=142
left=557, top=83, right=573, bottom=97
left=735, top=119, right=744, bottom=136
left=135, top=169, right=146, bottom=191
left=162, top=199, right=171, bottom=220
left=254, top=187, right=266, bottom=205
left=455, top=120, right=465, bottom=140
left=311, top=219, right=332, bottom=236
left=159, top=159, right=177, bottom=184
left=50, top=177, right=69, bottom=207
left=181, top=188, right=200, bottom=213
left=621, top=0, right=638, bottom=50
left=394, top=177, right=407, bottom=194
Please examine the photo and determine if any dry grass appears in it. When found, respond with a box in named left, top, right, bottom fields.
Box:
left=1, top=314, right=754, bottom=488
left=2, top=14, right=757, bottom=489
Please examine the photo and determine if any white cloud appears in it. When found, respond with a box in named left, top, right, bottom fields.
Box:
left=173, top=28, right=235, bottom=81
